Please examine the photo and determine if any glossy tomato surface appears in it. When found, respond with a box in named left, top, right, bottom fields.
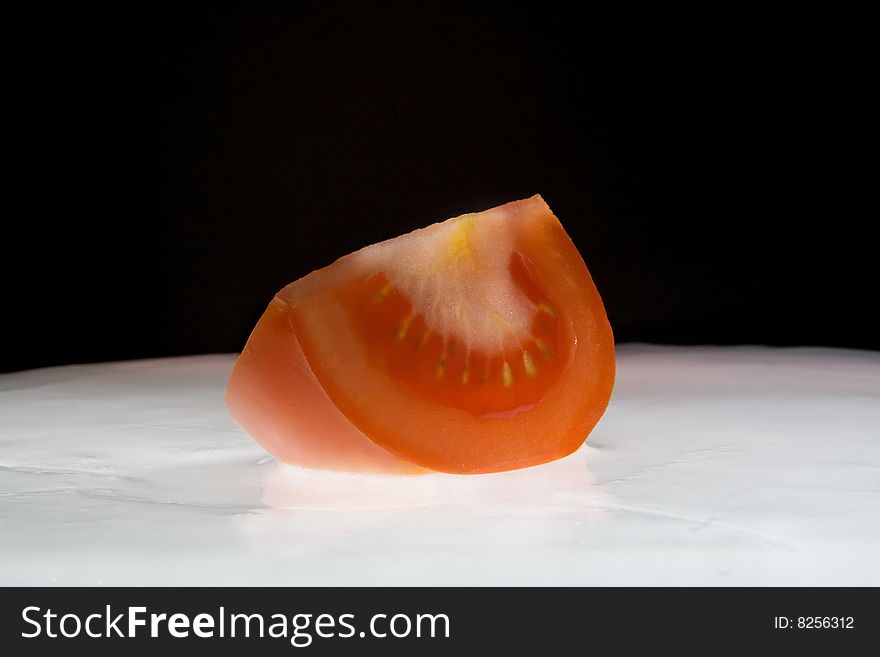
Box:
left=226, top=196, right=614, bottom=474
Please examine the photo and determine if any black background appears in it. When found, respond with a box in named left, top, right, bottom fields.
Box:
left=4, top=2, right=875, bottom=373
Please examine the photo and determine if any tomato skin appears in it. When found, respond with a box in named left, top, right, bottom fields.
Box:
left=227, top=196, right=615, bottom=474
left=225, top=297, right=426, bottom=474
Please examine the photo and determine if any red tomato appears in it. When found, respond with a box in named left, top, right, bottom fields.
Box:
left=226, top=196, right=614, bottom=474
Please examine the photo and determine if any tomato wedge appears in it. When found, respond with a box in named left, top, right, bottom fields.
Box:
left=226, top=195, right=615, bottom=474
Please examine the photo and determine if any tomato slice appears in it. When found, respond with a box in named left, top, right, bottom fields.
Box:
left=226, top=195, right=614, bottom=474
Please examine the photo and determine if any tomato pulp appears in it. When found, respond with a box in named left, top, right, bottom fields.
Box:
left=226, top=196, right=615, bottom=474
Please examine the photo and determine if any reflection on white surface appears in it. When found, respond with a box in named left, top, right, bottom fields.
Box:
left=1, top=345, right=879, bottom=585
left=258, top=452, right=600, bottom=511
left=234, top=453, right=610, bottom=561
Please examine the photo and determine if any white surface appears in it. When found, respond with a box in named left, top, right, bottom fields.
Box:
left=1, top=345, right=878, bottom=586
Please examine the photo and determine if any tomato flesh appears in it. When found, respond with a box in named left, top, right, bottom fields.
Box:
left=336, top=259, right=565, bottom=417
left=226, top=195, right=615, bottom=474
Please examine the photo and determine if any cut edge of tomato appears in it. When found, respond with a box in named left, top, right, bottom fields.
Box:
left=225, top=296, right=429, bottom=475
